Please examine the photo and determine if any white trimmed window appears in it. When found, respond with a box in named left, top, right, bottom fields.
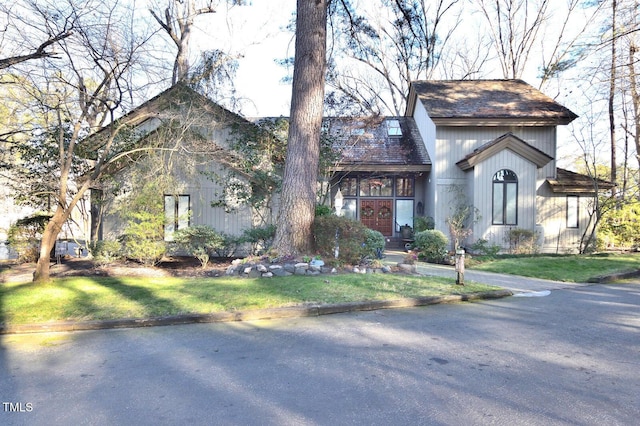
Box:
left=567, top=195, right=579, bottom=228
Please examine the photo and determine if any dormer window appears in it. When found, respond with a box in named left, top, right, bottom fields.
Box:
left=387, top=119, right=402, bottom=137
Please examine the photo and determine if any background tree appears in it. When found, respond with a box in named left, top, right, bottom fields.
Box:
left=271, top=0, right=328, bottom=256
left=3, top=0, right=157, bottom=282
left=150, top=0, right=219, bottom=84
left=326, top=0, right=469, bottom=116
left=476, top=0, right=551, bottom=79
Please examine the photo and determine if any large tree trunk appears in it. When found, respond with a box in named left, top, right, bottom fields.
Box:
left=33, top=207, right=68, bottom=282
left=271, top=0, right=328, bottom=256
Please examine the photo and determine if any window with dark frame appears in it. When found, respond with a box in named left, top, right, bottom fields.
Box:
left=396, top=177, right=414, bottom=197
left=164, top=194, right=190, bottom=241
left=492, top=169, right=518, bottom=225
left=339, top=177, right=358, bottom=197
left=359, top=177, right=393, bottom=197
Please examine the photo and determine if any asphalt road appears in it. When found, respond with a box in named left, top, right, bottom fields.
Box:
left=1, top=282, right=639, bottom=425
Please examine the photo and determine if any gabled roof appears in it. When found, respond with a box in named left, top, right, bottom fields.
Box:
left=325, top=116, right=431, bottom=172
left=406, top=79, right=578, bottom=126
left=84, top=83, right=255, bottom=184
left=456, top=132, right=553, bottom=171
left=547, top=168, right=615, bottom=194
left=88, top=82, right=249, bottom=142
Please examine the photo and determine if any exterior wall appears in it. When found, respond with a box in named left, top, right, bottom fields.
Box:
left=411, top=101, right=437, bottom=220
left=431, top=127, right=554, bottom=247
left=98, top=118, right=260, bottom=242
left=536, top=183, right=594, bottom=253
left=471, top=150, right=539, bottom=250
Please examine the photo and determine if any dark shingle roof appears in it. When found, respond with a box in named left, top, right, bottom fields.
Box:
left=409, top=80, right=578, bottom=125
left=325, top=116, right=431, bottom=172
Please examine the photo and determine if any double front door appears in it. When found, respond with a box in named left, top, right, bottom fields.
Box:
left=360, top=199, right=393, bottom=236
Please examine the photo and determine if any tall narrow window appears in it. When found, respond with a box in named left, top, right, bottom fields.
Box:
left=567, top=195, right=579, bottom=228
left=164, top=194, right=190, bottom=241
left=492, top=170, right=518, bottom=225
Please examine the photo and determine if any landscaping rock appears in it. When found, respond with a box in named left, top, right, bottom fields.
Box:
left=398, top=263, right=417, bottom=274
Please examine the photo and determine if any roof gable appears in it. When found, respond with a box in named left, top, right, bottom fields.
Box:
left=407, top=79, right=578, bottom=126
left=456, top=132, right=553, bottom=171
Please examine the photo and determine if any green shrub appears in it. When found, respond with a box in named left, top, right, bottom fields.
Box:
left=505, top=228, right=539, bottom=254
left=174, top=225, right=225, bottom=268
left=414, top=216, right=434, bottom=233
left=470, top=238, right=501, bottom=257
left=117, top=181, right=166, bottom=266
left=88, top=240, right=122, bottom=266
left=240, top=224, right=276, bottom=255
left=212, top=233, right=241, bottom=258
left=313, top=215, right=369, bottom=264
left=363, top=228, right=385, bottom=259
left=7, top=213, right=52, bottom=263
left=120, top=210, right=166, bottom=266
left=315, top=204, right=333, bottom=217
left=414, top=229, right=448, bottom=263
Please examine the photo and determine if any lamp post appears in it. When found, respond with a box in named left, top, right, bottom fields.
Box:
left=455, top=248, right=465, bottom=285
left=334, top=188, right=343, bottom=216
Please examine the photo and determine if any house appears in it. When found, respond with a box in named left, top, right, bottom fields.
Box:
left=93, top=80, right=610, bottom=255
left=404, top=79, right=612, bottom=253
left=92, top=83, right=268, bottom=244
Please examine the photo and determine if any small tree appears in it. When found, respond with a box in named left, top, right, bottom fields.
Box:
left=174, top=225, right=225, bottom=268
left=118, top=182, right=167, bottom=266
left=313, top=215, right=369, bottom=265
left=445, top=185, right=479, bottom=250
left=7, top=213, right=52, bottom=263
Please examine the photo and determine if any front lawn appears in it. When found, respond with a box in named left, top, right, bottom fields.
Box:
left=469, top=252, right=640, bottom=282
left=0, top=274, right=498, bottom=325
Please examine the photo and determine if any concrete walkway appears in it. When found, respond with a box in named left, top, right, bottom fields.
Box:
left=383, top=250, right=591, bottom=294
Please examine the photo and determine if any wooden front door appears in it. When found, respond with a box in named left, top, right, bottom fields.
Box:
left=360, top=199, right=393, bottom=236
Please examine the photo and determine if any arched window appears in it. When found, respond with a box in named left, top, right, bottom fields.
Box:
left=492, top=169, right=517, bottom=225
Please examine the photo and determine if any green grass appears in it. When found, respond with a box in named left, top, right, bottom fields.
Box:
left=0, top=274, right=498, bottom=325
left=469, top=252, right=640, bottom=282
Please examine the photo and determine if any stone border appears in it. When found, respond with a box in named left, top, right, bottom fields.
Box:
left=224, top=259, right=395, bottom=278
left=0, top=290, right=513, bottom=335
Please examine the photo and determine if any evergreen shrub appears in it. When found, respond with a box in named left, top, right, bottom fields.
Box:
left=414, top=229, right=448, bottom=263
left=313, top=215, right=369, bottom=264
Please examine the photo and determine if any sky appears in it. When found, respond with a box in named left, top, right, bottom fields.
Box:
left=190, top=0, right=297, bottom=117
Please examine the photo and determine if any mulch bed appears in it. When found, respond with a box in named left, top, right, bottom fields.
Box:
left=1, top=256, right=234, bottom=283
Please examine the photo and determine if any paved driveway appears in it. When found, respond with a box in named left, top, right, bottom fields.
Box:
left=2, top=281, right=639, bottom=425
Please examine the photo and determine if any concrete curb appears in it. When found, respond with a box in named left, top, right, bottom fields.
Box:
left=0, top=289, right=513, bottom=335
left=587, top=269, right=640, bottom=283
